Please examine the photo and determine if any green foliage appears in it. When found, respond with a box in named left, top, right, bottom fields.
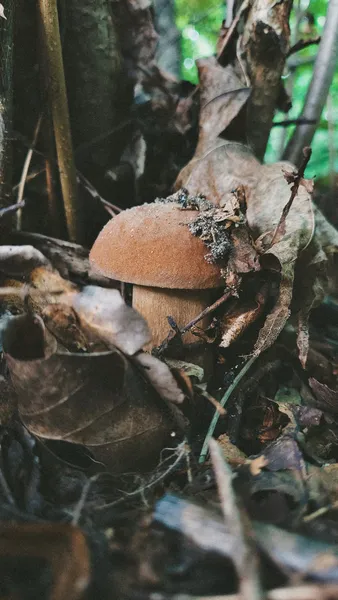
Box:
left=175, top=0, right=338, bottom=181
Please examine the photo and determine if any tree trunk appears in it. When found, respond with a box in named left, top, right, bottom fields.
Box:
left=153, top=0, right=180, bottom=78
left=0, top=0, right=14, bottom=208
left=62, top=1, right=123, bottom=170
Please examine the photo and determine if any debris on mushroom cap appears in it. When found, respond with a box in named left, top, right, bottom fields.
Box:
left=89, top=203, right=223, bottom=290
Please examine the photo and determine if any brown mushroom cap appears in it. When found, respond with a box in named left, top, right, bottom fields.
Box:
left=90, top=202, right=223, bottom=289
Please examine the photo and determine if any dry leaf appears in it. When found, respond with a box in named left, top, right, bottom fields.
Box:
left=253, top=262, right=293, bottom=356
left=0, top=245, right=48, bottom=276
left=246, top=162, right=338, bottom=359
left=3, top=314, right=186, bottom=473
left=309, top=378, right=338, bottom=414
left=195, top=57, right=250, bottom=155
left=11, top=231, right=114, bottom=286
left=249, top=455, right=269, bottom=476
left=220, top=285, right=268, bottom=348
left=133, top=351, right=185, bottom=404
left=217, top=433, right=247, bottom=466
left=175, top=141, right=260, bottom=208
left=0, top=4, right=6, bottom=19
left=72, top=286, right=151, bottom=356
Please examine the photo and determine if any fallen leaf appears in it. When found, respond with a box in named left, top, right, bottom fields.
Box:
left=309, top=378, right=338, bottom=414
left=0, top=245, right=48, bottom=276
left=217, top=433, right=247, bottom=466
left=249, top=455, right=269, bottom=476
left=0, top=4, right=6, bottom=19
left=253, top=263, right=293, bottom=356
left=133, top=351, right=186, bottom=404
left=11, top=230, right=114, bottom=287
left=72, top=285, right=151, bottom=356
left=175, top=141, right=260, bottom=208
left=3, top=314, right=186, bottom=473
left=220, top=285, right=268, bottom=348
left=194, top=57, right=250, bottom=155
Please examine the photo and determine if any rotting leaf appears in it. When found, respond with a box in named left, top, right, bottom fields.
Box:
left=309, top=379, right=338, bottom=415
left=3, top=314, right=186, bottom=473
left=217, top=433, right=247, bottom=466
left=253, top=263, right=293, bottom=356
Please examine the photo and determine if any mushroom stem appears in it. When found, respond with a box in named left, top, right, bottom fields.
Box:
left=132, top=285, right=213, bottom=349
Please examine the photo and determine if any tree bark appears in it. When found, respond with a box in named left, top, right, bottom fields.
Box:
left=153, top=0, right=180, bottom=77
left=62, top=1, right=123, bottom=169
left=241, top=0, right=292, bottom=160
left=0, top=1, right=14, bottom=208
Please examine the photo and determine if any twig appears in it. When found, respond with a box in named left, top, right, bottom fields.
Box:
left=287, top=36, right=321, bottom=57
left=37, top=0, right=81, bottom=242
left=217, top=0, right=251, bottom=62
left=71, top=474, right=101, bottom=526
left=197, top=388, right=226, bottom=416
left=209, top=439, right=264, bottom=600
left=16, top=115, right=43, bottom=231
left=0, top=201, right=25, bottom=218
left=199, top=355, right=257, bottom=463
left=76, top=171, right=122, bottom=216
left=272, top=117, right=316, bottom=128
left=283, top=0, right=338, bottom=164
left=155, top=289, right=233, bottom=355
left=269, top=146, right=312, bottom=248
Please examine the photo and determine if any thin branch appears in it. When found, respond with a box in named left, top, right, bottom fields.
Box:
left=283, top=0, right=338, bottom=165
left=16, top=115, right=42, bottom=231
left=270, top=146, right=312, bottom=248
left=37, top=0, right=81, bottom=242
left=272, top=117, right=316, bottom=128
left=209, top=439, right=264, bottom=600
left=154, top=289, right=233, bottom=356
left=287, top=36, right=321, bottom=57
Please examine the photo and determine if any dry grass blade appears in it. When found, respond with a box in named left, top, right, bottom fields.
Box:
left=37, top=0, right=81, bottom=242
left=208, top=439, right=264, bottom=600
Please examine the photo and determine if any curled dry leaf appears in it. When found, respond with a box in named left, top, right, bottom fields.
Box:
left=246, top=162, right=338, bottom=360
left=132, top=351, right=185, bottom=404
left=72, top=285, right=151, bottom=356
left=309, top=378, right=338, bottom=414
left=219, top=285, right=268, bottom=348
left=0, top=245, right=48, bottom=276
left=2, top=259, right=151, bottom=356
left=3, top=314, right=186, bottom=473
left=11, top=231, right=114, bottom=286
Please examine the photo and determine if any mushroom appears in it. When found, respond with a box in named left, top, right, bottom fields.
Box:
left=89, top=202, right=223, bottom=349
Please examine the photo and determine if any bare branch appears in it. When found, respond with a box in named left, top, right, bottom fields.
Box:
left=283, top=0, right=338, bottom=165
